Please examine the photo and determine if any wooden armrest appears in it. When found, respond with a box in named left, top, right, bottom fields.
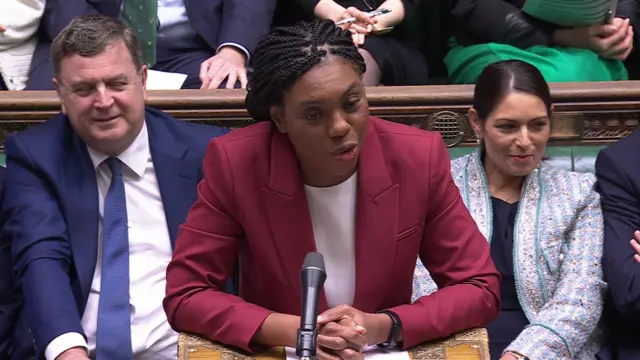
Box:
left=177, top=328, right=489, bottom=360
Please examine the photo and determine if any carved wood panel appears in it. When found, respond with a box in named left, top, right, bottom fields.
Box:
left=1, top=82, right=639, bottom=149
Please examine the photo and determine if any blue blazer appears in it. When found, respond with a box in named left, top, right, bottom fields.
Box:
left=0, top=166, right=19, bottom=358
left=27, top=0, right=276, bottom=90
left=596, top=129, right=640, bottom=360
left=0, top=108, right=227, bottom=359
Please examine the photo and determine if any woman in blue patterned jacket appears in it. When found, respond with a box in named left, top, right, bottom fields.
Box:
left=413, top=60, right=606, bottom=360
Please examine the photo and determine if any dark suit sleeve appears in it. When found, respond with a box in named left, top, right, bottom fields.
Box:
left=617, top=0, right=639, bottom=27
left=42, top=0, right=101, bottom=41
left=386, top=135, right=501, bottom=348
left=0, top=166, right=20, bottom=359
left=2, top=135, right=84, bottom=355
left=596, top=150, right=640, bottom=319
left=616, top=0, right=640, bottom=53
left=452, top=0, right=556, bottom=48
left=219, top=0, right=277, bottom=54
left=164, top=138, right=272, bottom=353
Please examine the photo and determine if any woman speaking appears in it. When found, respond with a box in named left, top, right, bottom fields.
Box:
left=163, top=19, right=500, bottom=360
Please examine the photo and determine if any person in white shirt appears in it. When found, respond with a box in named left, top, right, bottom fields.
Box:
left=0, top=15, right=228, bottom=360
left=33, top=0, right=278, bottom=89
left=0, top=0, right=46, bottom=90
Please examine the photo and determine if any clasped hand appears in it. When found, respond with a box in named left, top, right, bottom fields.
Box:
left=316, top=305, right=375, bottom=360
left=555, top=17, right=634, bottom=60
left=337, top=7, right=377, bottom=46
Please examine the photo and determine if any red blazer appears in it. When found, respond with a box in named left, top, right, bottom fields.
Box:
left=164, top=117, right=500, bottom=352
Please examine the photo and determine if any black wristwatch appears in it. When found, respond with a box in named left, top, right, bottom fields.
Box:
left=376, top=310, right=402, bottom=349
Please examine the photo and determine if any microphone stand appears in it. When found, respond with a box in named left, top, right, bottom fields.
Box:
left=296, top=253, right=326, bottom=360
left=297, top=327, right=317, bottom=360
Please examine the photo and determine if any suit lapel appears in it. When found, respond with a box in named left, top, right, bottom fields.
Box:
left=463, top=150, right=492, bottom=241
left=352, top=119, right=398, bottom=312
left=261, top=131, right=328, bottom=310
left=65, top=130, right=99, bottom=309
left=147, top=116, right=197, bottom=249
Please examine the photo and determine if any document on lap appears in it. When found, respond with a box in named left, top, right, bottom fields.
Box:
left=285, top=346, right=411, bottom=360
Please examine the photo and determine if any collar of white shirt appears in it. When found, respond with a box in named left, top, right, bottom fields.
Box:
left=86, top=122, right=149, bottom=177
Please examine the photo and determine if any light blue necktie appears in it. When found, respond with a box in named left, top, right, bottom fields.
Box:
left=95, top=157, right=133, bottom=360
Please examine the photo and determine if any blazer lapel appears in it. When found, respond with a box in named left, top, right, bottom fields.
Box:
left=261, top=131, right=327, bottom=309
left=65, top=131, right=99, bottom=309
left=514, top=167, right=545, bottom=318
left=352, top=120, right=399, bottom=312
left=462, top=150, right=492, bottom=241
left=147, top=117, right=197, bottom=249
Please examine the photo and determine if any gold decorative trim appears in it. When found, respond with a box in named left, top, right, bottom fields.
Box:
left=177, top=328, right=489, bottom=360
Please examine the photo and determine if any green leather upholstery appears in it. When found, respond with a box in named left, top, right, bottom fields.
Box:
left=447, top=146, right=604, bottom=173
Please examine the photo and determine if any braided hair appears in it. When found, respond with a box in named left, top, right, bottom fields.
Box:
left=245, top=19, right=366, bottom=122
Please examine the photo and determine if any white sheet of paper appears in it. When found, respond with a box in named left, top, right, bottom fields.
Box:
left=285, top=346, right=410, bottom=360
left=145, top=69, right=188, bottom=90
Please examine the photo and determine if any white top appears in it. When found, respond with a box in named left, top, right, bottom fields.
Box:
left=45, top=123, right=178, bottom=360
left=304, top=172, right=358, bottom=308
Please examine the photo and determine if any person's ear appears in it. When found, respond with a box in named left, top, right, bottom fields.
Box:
left=270, top=106, right=287, bottom=133
left=468, top=108, right=483, bottom=140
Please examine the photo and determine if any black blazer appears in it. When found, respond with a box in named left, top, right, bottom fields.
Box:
left=596, top=129, right=640, bottom=360
left=450, top=0, right=639, bottom=49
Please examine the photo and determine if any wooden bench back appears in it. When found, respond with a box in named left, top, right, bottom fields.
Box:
left=0, top=81, right=638, bottom=148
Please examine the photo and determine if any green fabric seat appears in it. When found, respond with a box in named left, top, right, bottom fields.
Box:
left=448, top=146, right=604, bottom=173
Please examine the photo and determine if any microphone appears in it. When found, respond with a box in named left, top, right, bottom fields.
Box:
left=296, top=252, right=327, bottom=360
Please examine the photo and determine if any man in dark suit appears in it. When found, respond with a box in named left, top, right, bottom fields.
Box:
left=595, top=130, right=640, bottom=360
left=3, top=15, right=228, bottom=360
left=28, top=0, right=276, bottom=90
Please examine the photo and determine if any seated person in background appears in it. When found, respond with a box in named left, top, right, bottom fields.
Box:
left=163, top=19, right=501, bottom=360
left=2, top=15, right=227, bottom=360
left=413, top=60, right=607, bottom=360
left=0, top=0, right=46, bottom=90
left=272, top=0, right=429, bottom=86
left=445, top=0, right=637, bottom=84
left=595, top=127, right=640, bottom=359
left=32, top=0, right=277, bottom=90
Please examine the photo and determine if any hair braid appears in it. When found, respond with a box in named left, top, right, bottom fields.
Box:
left=245, top=19, right=366, bottom=122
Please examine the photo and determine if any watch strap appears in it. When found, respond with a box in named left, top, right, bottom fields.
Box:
left=376, top=310, right=402, bottom=349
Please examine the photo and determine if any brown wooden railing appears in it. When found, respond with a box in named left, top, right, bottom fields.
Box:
left=0, top=81, right=638, bottom=147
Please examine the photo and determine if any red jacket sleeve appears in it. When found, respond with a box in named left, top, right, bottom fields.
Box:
left=163, top=138, right=272, bottom=352
left=387, top=135, right=501, bottom=348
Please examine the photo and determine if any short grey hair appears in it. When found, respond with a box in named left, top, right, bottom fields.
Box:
left=51, top=14, right=143, bottom=79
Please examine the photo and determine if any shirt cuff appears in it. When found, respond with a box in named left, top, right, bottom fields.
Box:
left=216, top=42, right=250, bottom=64
left=45, top=332, right=88, bottom=360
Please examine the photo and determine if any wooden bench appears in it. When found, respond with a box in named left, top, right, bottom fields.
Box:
left=0, top=81, right=638, bottom=148
left=178, top=328, right=489, bottom=360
